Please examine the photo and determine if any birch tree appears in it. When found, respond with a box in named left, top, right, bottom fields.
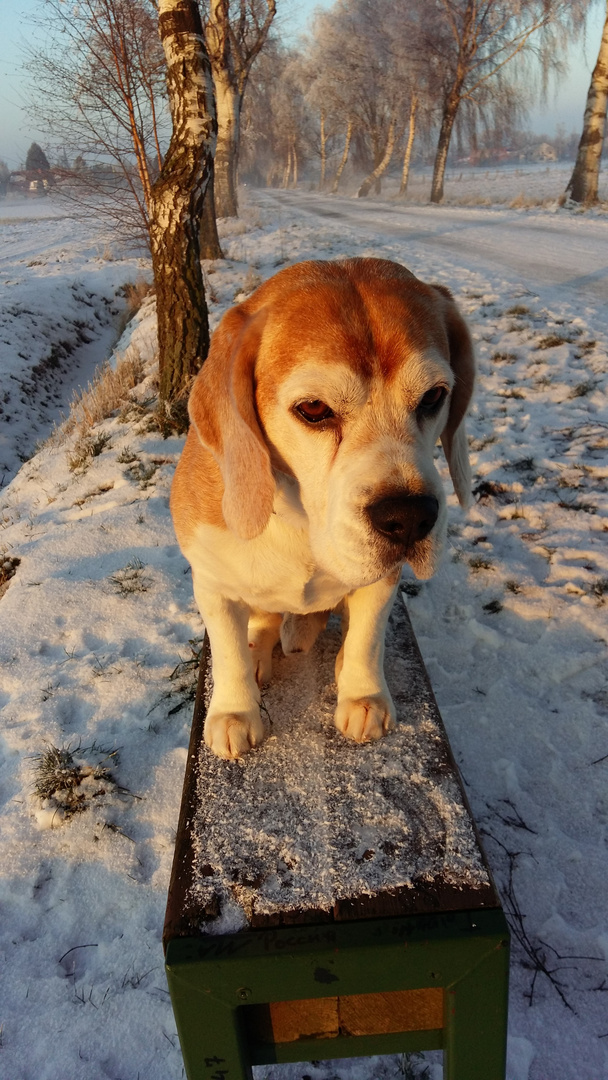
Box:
left=149, top=0, right=216, bottom=404
left=202, top=0, right=276, bottom=217
left=426, top=0, right=591, bottom=204
left=565, top=0, right=608, bottom=206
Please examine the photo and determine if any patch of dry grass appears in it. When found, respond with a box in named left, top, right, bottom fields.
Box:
left=54, top=347, right=146, bottom=444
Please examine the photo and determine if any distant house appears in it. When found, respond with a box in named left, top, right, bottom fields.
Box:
left=520, top=142, right=557, bottom=163
left=8, top=170, right=56, bottom=196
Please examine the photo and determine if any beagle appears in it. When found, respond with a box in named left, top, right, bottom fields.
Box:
left=170, top=258, right=474, bottom=759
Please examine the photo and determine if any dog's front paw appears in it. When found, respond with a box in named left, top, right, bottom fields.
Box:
left=204, top=708, right=266, bottom=759
left=334, top=694, right=396, bottom=743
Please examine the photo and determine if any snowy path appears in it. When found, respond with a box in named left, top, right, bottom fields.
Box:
left=263, top=190, right=608, bottom=302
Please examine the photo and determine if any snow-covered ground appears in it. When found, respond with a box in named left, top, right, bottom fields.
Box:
left=0, top=195, right=150, bottom=486
left=0, top=184, right=607, bottom=1080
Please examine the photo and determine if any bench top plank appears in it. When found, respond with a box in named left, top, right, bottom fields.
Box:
left=164, top=598, right=499, bottom=946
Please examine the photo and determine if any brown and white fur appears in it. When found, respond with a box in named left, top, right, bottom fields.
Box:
left=170, top=258, right=475, bottom=759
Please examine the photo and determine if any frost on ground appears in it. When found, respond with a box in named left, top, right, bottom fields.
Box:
left=0, top=186, right=607, bottom=1080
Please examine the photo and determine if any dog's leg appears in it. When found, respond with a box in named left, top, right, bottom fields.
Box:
left=280, top=610, right=330, bottom=655
left=193, top=579, right=265, bottom=759
left=248, top=609, right=282, bottom=686
left=334, top=571, right=399, bottom=743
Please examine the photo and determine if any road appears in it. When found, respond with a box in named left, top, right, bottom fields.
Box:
left=261, top=189, right=608, bottom=304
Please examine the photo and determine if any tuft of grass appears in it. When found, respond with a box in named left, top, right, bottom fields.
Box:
left=534, top=334, right=575, bottom=350
left=116, top=278, right=153, bottom=322
left=483, top=599, right=503, bottom=614
left=469, top=556, right=494, bottom=571
left=508, top=457, right=536, bottom=473
left=55, top=348, right=146, bottom=444
left=33, top=742, right=120, bottom=823
left=67, top=431, right=112, bottom=472
left=505, top=580, right=522, bottom=594
left=148, top=638, right=204, bottom=718
left=557, top=498, right=598, bottom=515
left=0, top=553, right=20, bottom=592
left=234, top=266, right=263, bottom=300
left=506, top=304, right=531, bottom=316
left=589, top=578, right=608, bottom=599
left=116, top=445, right=138, bottom=464
left=570, top=381, right=596, bottom=399
left=401, top=581, right=422, bottom=597
left=109, top=556, right=152, bottom=595
left=491, top=351, right=518, bottom=364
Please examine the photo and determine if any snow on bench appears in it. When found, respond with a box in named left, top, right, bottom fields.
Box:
left=163, top=597, right=509, bottom=1080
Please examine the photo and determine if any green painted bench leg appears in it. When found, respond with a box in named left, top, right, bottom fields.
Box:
left=166, top=969, right=252, bottom=1080
left=444, top=936, right=510, bottom=1080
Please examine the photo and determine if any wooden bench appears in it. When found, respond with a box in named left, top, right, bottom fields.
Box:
left=163, top=598, right=509, bottom=1080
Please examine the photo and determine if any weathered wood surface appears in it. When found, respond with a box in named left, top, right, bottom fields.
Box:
left=164, top=597, right=499, bottom=946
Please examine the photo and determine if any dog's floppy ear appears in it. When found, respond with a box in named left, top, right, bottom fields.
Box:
left=188, top=306, right=275, bottom=540
left=431, top=285, right=475, bottom=509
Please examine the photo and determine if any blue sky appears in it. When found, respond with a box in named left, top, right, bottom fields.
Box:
left=0, top=0, right=605, bottom=170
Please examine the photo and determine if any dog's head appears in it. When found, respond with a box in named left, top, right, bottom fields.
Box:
left=188, top=258, right=475, bottom=586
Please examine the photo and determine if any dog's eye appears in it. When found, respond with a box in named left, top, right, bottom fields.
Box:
left=294, top=400, right=335, bottom=424
left=418, top=386, right=447, bottom=414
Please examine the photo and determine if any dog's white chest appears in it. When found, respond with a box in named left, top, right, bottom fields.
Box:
left=185, top=513, right=348, bottom=614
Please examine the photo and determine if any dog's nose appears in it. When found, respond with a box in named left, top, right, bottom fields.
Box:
left=366, top=493, right=439, bottom=547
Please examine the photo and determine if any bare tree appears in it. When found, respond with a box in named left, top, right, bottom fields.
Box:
left=426, top=0, right=591, bottom=204
left=149, top=0, right=216, bottom=404
left=305, top=0, right=429, bottom=198
left=26, top=0, right=168, bottom=242
left=203, top=0, right=276, bottom=217
left=565, top=0, right=608, bottom=206
left=399, top=95, right=418, bottom=197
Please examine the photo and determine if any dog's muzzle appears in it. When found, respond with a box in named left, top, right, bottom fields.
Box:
left=366, top=492, right=439, bottom=553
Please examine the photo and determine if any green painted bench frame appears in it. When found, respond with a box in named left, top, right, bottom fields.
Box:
left=164, top=619, right=510, bottom=1080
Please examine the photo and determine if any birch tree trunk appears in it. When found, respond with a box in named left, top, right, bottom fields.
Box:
left=149, top=0, right=216, bottom=404
left=565, top=0, right=608, bottom=207
left=399, top=95, right=418, bottom=197
left=357, top=119, right=397, bottom=198
left=332, top=119, right=353, bottom=193
left=319, top=110, right=327, bottom=189
left=430, top=87, right=461, bottom=204
left=200, top=162, right=223, bottom=259
left=206, top=0, right=276, bottom=218
left=214, top=71, right=241, bottom=217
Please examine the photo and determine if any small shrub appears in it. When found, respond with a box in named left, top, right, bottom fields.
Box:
left=109, top=556, right=152, bottom=595
left=117, top=445, right=138, bottom=464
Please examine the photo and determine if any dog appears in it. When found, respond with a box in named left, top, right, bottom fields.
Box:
left=170, top=258, right=475, bottom=759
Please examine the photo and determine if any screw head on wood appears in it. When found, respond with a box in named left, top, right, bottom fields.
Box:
left=236, top=986, right=252, bottom=1000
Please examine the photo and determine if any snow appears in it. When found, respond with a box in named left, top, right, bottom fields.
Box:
left=0, top=181, right=607, bottom=1080
left=189, top=610, right=490, bottom=927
